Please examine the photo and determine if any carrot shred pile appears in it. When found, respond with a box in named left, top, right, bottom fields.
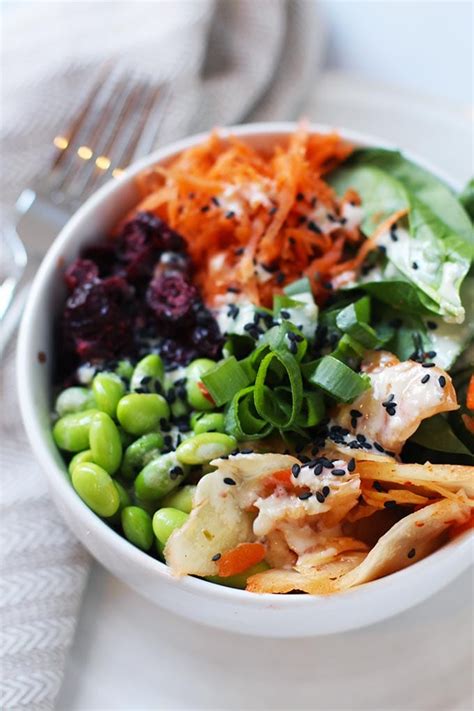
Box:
left=134, top=125, right=364, bottom=307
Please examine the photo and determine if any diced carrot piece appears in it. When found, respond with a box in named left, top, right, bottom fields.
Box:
left=466, top=375, right=474, bottom=411
left=218, top=542, right=266, bottom=577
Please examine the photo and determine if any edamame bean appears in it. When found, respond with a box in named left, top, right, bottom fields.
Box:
left=53, top=409, right=100, bottom=452
left=92, top=372, right=125, bottom=418
left=130, top=354, right=164, bottom=393
left=55, top=387, right=95, bottom=417
left=121, top=506, right=154, bottom=551
left=71, top=462, right=120, bottom=517
left=161, top=485, right=195, bottom=514
left=192, top=412, right=225, bottom=435
left=107, top=480, right=132, bottom=525
left=175, top=433, right=236, bottom=465
left=121, top=433, right=164, bottom=480
left=134, top=453, right=189, bottom=501
left=68, top=449, right=94, bottom=475
left=206, top=561, right=270, bottom=589
left=117, top=393, right=170, bottom=435
left=152, top=507, right=189, bottom=549
left=115, top=359, right=134, bottom=381
left=185, top=358, right=216, bottom=411
left=89, top=412, right=122, bottom=475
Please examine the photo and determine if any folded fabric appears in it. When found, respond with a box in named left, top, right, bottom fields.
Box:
left=0, top=1, right=324, bottom=708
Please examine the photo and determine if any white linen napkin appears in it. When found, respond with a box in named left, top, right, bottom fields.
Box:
left=0, top=1, right=324, bottom=708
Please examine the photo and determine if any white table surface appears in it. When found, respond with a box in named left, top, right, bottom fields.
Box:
left=58, top=73, right=474, bottom=711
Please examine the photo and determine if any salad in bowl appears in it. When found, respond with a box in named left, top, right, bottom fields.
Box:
left=43, top=125, right=474, bottom=598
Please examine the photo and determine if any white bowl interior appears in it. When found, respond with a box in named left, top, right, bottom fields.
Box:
left=17, top=122, right=472, bottom=637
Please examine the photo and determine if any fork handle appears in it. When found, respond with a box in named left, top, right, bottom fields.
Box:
left=15, top=189, right=70, bottom=257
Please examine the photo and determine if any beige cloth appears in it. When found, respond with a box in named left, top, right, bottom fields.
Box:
left=0, top=1, right=324, bottom=708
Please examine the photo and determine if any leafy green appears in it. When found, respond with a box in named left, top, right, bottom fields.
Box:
left=329, top=149, right=473, bottom=322
left=336, top=149, right=474, bottom=250
left=459, top=178, right=474, bottom=222
left=410, top=415, right=473, bottom=457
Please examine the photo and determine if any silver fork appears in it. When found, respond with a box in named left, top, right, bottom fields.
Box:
left=0, top=67, right=170, bottom=351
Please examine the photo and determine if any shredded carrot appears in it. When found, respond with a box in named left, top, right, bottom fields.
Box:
left=217, top=542, right=266, bottom=577
left=132, top=127, right=379, bottom=307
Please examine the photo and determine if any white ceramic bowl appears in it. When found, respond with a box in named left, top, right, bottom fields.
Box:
left=17, top=122, right=473, bottom=637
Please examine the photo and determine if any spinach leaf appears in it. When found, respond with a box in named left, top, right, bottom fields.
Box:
left=410, top=415, right=473, bottom=457
left=329, top=164, right=407, bottom=234
left=328, top=150, right=473, bottom=322
left=340, top=149, right=474, bottom=250
left=460, top=178, right=474, bottom=222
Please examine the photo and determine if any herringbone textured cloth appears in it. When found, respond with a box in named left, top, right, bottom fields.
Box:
left=0, top=1, right=324, bottom=708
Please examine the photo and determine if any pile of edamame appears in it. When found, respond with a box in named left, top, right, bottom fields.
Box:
left=52, top=354, right=237, bottom=563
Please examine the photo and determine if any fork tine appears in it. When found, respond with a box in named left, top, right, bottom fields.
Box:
left=65, top=75, right=144, bottom=199
left=104, top=81, right=160, bottom=171
left=47, top=67, right=127, bottom=197
left=129, top=83, right=172, bottom=162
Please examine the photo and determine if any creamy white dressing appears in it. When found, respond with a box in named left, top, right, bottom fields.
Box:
left=426, top=318, right=472, bottom=370
left=213, top=300, right=262, bottom=337
left=164, top=366, right=188, bottom=385
left=437, top=261, right=467, bottom=323
left=218, top=181, right=274, bottom=217
left=341, top=201, right=363, bottom=230
left=282, top=292, right=318, bottom=339
left=253, top=263, right=273, bottom=283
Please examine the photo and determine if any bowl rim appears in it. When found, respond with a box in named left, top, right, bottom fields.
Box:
left=17, top=120, right=472, bottom=614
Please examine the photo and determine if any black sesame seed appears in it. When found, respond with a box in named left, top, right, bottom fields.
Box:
left=311, top=197, right=317, bottom=208
left=243, top=322, right=255, bottom=332
left=134, top=387, right=147, bottom=394
left=362, top=442, right=373, bottom=449
left=223, top=477, right=236, bottom=486
left=384, top=500, right=397, bottom=509
left=212, top=553, right=221, bottom=561
left=347, top=458, right=356, bottom=472
left=307, top=220, right=322, bottom=234
left=313, top=463, right=323, bottom=475
left=227, top=303, right=239, bottom=319
left=300, top=455, right=310, bottom=464
left=230, top=449, right=240, bottom=456
left=227, top=286, right=240, bottom=293
left=234, top=247, right=245, bottom=256
left=385, top=450, right=396, bottom=458
left=225, top=211, right=235, bottom=219
left=291, top=464, right=301, bottom=477
left=427, top=321, right=438, bottom=330
left=373, top=481, right=384, bottom=492
left=200, top=205, right=210, bottom=213
left=421, top=374, right=430, bottom=384
left=386, top=406, right=396, bottom=417
left=296, top=192, right=304, bottom=201
left=276, top=272, right=285, bottom=285
left=240, top=448, right=254, bottom=454
left=169, top=466, right=184, bottom=480
left=280, top=310, right=290, bottom=319
left=438, top=375, right=446, bottom=388
left=374, top=441, right=384, bottom=453
left=351, top=418, right=358, bottom=430
left=322, top=485, right=330, bottom=497
left=356, top=434, right=366, bottom=443
left=211, top=196, right=220, bottom=206
left=327, top=213, right=337, bottom=223
left=407, top=548, right=416, bottom=559
left=321, top=458, right=334, bottom=469
left=350, top=409, right=362, bottom=418
left=289, top=341, right=298, bottom=355
left=426, top=350, right=437, bottom=359
left=163, top=435, right=173, bottom=447
left=269, top=206, right=277, bottom=216
left=332, top=468, right=346, bottom=477
left=412, top=261, right=418, bottom=270
left=315, top=492, right=326, bottom=503
left=140, top=376, right=152, bottom=385
left=299, top=491, right=312, bottom=500
left=422, top=362, right=435, bottom=368
left=289, top=236, right=296, bottom=245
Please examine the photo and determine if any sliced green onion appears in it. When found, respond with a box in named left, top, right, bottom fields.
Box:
left=222, top=334, right=255, bottom=360
left=305, top=355, right=371, bottom=403
left=261, top=323, right=307, bottom=362
left=254, top=350, right=303, bottom=427
left=335, top=296, right=379, bottom=348
left=283, top=277, right=312, bottom=297
left=295, top=391, right=326, bottom=428
left=224, top=386, right=273, bottom=440
left=331, top=333, right=367, bottom=363
left=201, top=356, right=252, bottom=406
